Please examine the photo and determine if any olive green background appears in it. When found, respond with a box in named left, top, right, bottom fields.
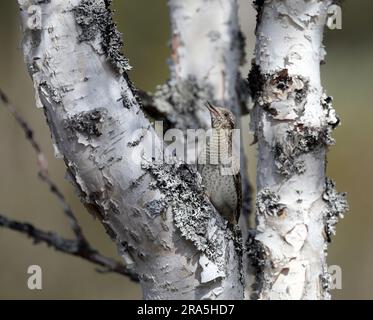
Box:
left=0, top=0, right=371, bottom=299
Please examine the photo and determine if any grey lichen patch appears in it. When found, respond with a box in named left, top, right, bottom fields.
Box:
left=274, top=123, right=335, bottom=177
left=229, top=225, right=244, bottom=256
left=159, top=281, right=179, bottom=292
left=274, top=142, right=306, bottom=176
left=248, top=64, right=309, bottom=120
left=256, top=188, right=286, bottom=217
left=142, top=160, right=235, bottom=270
left=73, top=0, right=131, bottom=74
left=322, top=94, right=340, bottom=129
left=228, top=226, right=245, bottom=284
left=145, top=199, right=168, bottom=219
left=271, top=91, right=340, bottom=177
left=119, top=90, right=138, bottom=110
left=65, top=108, right=108, bottom=138
left=320, top=263, right=332, bottom=300
left=154, top=76, right=213, bottom=129
left=246, top=231, right=267, bottom=299
left=322, top=178, right=349, bottom=242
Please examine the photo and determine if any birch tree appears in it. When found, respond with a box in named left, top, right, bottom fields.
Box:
left=0, top=0, right=347, bottom=300
left=247, top=0, right=348, bottom=299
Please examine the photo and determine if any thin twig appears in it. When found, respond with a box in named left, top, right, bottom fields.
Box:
left=0, top=214, right=138, bottom=281
left=0, top=88, right=86, bottom=242
left=0, top=88, right=138, bottom=282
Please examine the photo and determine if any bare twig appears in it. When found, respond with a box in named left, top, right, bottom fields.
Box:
left=0, top=213, right=138, bottom=281
left=0, top=88, right=138, bottom=282
left=0, top=88, right=85, bottom=242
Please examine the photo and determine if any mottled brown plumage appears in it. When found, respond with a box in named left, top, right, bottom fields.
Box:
left=198, top=102, right=242, bottom=225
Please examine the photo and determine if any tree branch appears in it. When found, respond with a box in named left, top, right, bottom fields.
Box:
left=0, top=88, right=86, bottom=243
left=0, top=213, right=138, bottom=280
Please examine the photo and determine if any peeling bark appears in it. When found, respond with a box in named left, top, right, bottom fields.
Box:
left=248, top=0, right=348, bottom=300
left=18, top=0, right=244, bottom=300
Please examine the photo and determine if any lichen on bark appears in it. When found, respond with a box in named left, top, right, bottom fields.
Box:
left=154, top=77, right=214, bottom=130
left=74, top=0, right=131, bottom=74
left=323, top=178, right=349, bottom=242
left=141, top=159, right=241, bottom=271
left=65, top=108, right=108, bottom=138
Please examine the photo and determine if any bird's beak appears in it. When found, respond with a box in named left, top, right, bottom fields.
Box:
left=205, top=101, right=219, bottom=117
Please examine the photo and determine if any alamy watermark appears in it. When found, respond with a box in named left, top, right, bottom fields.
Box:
left=129, top=121, right=241, bottom=176
left=27, top=265, right=42, bottom=290
left=327, top=5, right=342, bottom=30
left=24, top=264, right=342, bottom=291
left=329, top=264, right=342, bottom=290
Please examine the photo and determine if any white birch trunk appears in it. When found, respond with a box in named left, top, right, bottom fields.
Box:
left=155, top=0, right=245, bottom=137
left=18, top=0, right=244, bottom=300
left=248, top=0, right=348, bottom=300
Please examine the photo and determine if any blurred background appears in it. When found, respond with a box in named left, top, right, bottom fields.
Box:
left=0, top=0, right=371, bottom=299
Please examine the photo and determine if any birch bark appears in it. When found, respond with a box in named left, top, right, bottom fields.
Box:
left=248, top=0, right=348, bottom=300
left=155, top=0, right=246, bottom=155
left=17, top=0, right=244, bottom=300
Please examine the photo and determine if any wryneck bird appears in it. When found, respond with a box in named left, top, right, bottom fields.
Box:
left=198, top=102, right=242, bottom=225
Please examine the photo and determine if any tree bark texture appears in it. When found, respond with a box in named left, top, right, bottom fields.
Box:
left=18, top=0, right=244, bottom=300
left=248, top=0, right=348, bottom=300
left=15, top=0, right=348, bottom=300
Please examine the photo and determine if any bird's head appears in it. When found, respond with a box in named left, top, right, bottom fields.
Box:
left=205, top=102, right=236, bottom=129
